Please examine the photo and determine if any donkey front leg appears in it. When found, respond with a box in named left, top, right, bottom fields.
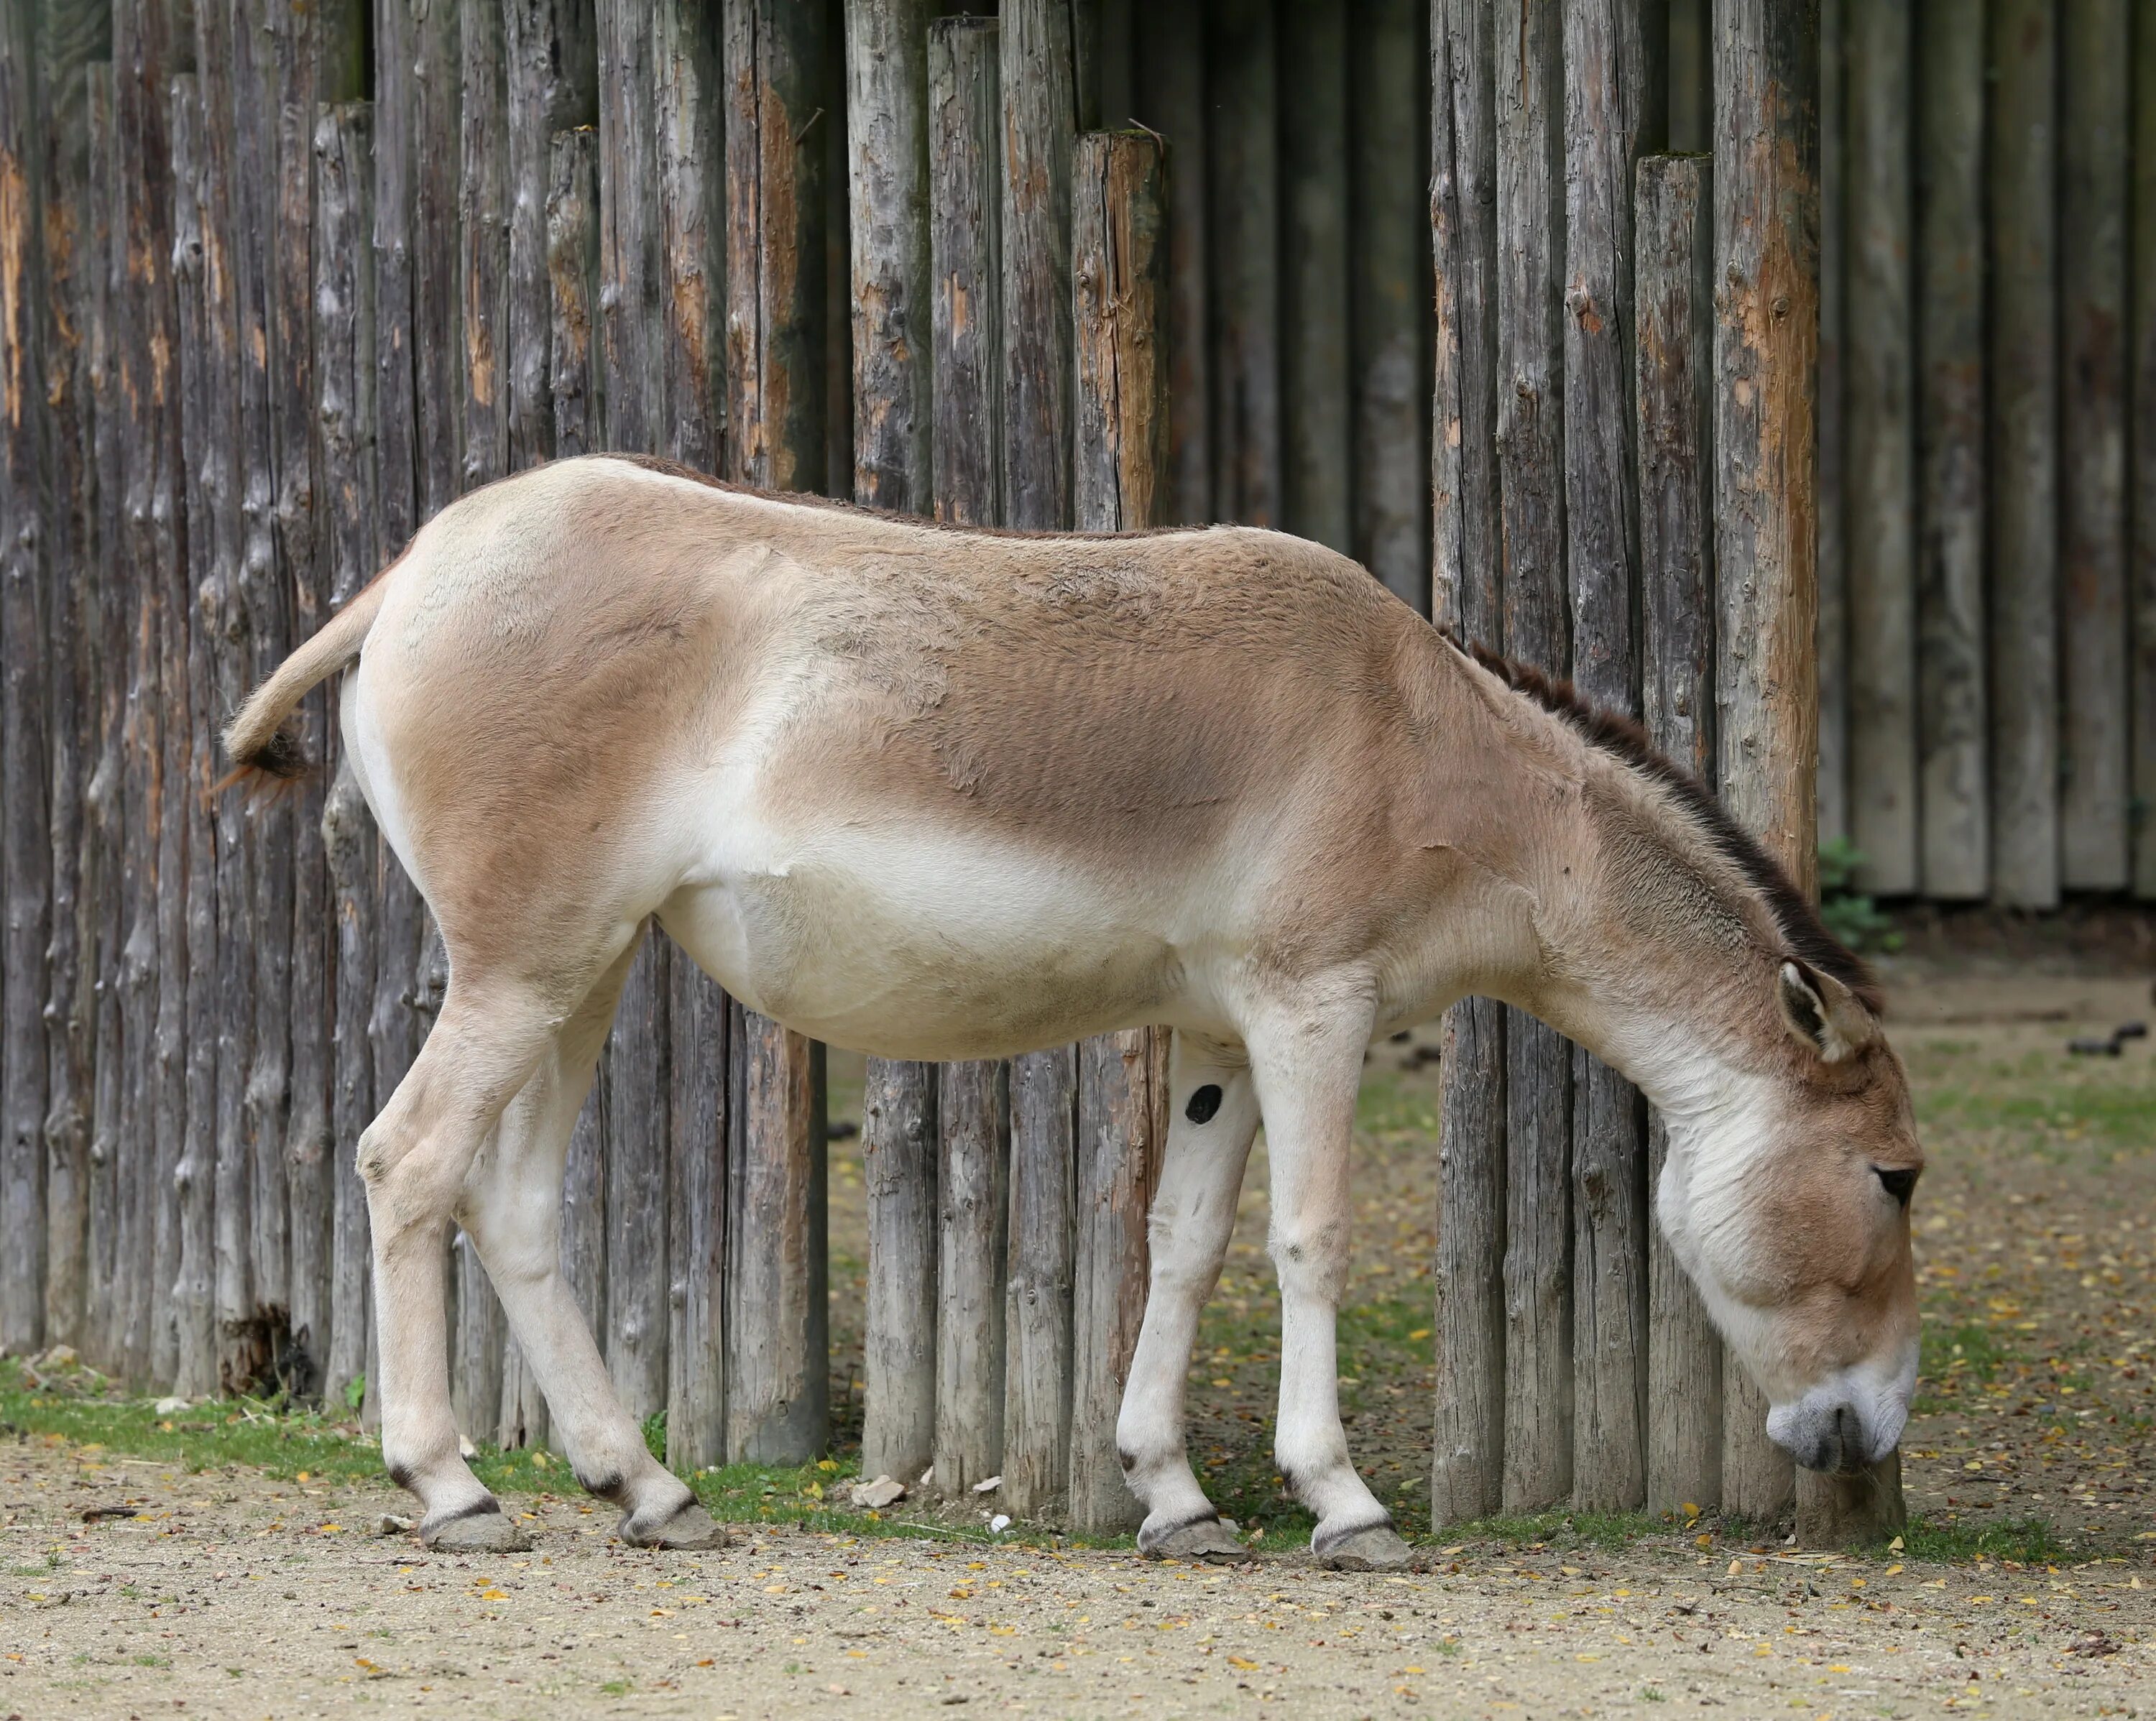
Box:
left=1245, top=998, right=1412, bottom=1571
left=359, top=981, right=563, bottom=1552
left=459, top=931, right=722, bottom=1550
left=1117, top=1033, right=1261, bottom=1561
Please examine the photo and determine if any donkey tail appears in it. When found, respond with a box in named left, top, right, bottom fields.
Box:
left=218, top=564, right=395, bottom=789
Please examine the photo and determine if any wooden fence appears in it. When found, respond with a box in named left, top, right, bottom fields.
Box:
left=3, top=0, right=2145, bottom=1549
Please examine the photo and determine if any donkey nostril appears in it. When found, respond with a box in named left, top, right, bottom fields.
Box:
left=1831, top=1404, right=1865, bottom=1474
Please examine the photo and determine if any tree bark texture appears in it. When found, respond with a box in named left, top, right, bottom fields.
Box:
left=1204, top=0, right=1278, bottom=526
left=1000, top=0, right=1075, bottom=532
left=1915, top=0, right=1986, bottom=901
left=935, top=1059, right=1008, bottom=1496
left=1133, top=0, right=1209, bottom=525
left=1635, top=152, right=1723, bottom=1517
left=1429, top=0, right=1505, bottom=1528
left=1714, top=0, right=1819, bottom=1535
left=1354, top=0, right=1429, bottom=610
left=1986, top=0, right=2058, bottom=908
left=2058, top=0, right=2131, bottom=890
left=1279, top=2, right=1350, bottom=553
left=2134, top=0, right=2156, bottom=900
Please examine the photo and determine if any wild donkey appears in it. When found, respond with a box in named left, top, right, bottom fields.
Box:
left=227, top=455, right=1921, bottom=1566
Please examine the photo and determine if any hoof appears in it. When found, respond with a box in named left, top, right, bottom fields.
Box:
left=621, top=1498, right=728, bottom=1551
left=1139, top=1513, right=1247, bottom=1563
left=1314, top=1521, right=1412, bottom=1572
left=421, top=1500, right=533, bottom=1554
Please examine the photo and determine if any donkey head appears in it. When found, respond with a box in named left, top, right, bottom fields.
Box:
left=1659, top=959, right=1923, bottom=1475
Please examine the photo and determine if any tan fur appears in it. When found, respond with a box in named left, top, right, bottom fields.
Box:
left=226, top=454, right=1922, bottom=1540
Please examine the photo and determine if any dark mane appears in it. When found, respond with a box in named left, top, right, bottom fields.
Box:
left=1445, top=630, right=1883, bottom=1015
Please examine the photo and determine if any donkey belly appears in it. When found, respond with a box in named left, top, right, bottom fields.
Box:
left=657, top=816, right=1181, bottom=1062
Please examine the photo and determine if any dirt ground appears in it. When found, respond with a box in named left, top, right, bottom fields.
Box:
left=6, top=932, right=2156, bottom=1718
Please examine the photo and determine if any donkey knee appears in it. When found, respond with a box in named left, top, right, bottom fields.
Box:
left=1268, top=1217, right=1349, bottom=1301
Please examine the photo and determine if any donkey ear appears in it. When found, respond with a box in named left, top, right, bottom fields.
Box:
left=1777, top=961, right=1877, bottom=1063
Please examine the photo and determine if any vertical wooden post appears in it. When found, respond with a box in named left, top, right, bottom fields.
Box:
left=449, top=0, right=510, bottom=1440
left=851, top=0, right=938, bottom=1490
left=1067, top=129, right=1169, bottom=1536
left=270, top=0, right=331, bottom=1401
left=593, top=0, right=673, bottom=1429
left=1279, top=2, right=1350, bottom=553
left=2134, top=0, right=2156, bottom=901
left=32, top=0, right=103, bottom=1359
left=315, top=98, right=377, bottom=1416
left=83, top=51, right=120, bottom=1374
left=1494, top=0, right=1571, bottom=1516
left=655, top=0, right=727, bottom=1471
left=1429, top=0, right=1506, bottom=1528
left=505, top=0, right=596, bottom=473
left=1133, top=0, right=1210, bottom=525
left=1353, top=0, right=1430, bottom=610
left=169, top=69, right=221, bottom=1401
left=548, top=129, right=602, bottom=460
left=1844, top=0, right=1917, bottom=896
left=2060, top=0, right=2131, bottom=890
left=1001, top=0, right=1076, bottom=532
left=1204, top=0, right=1279, bottom=526
left=723, top=0, right=830, bottom=1462
left=1915, top=0, right=1986, bottom=902
left=1635, top=152, right=1723, bottom=1516
left=997, top=0, right=1081, bottom=1521
left=0, top=0, right=51, bottom=1357
left=1814, top=0, right=1846, bottom=852
left=1562, top=0, right=1657, bottom=1515
left=1987, top=0, right=2058, bottom=909
left=935, top=1061, right=1008, bottom=1495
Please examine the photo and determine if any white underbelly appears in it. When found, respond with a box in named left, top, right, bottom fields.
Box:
left=657, top=816, right=1184, bottom=1061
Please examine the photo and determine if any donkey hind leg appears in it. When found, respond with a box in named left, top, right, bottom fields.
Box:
left=1245, top=997, right=1413, bottom=1572
left=1117, top=1033, right=1261, bottom=1561
left=457, top=928, right=722, bottom=1550
left=359, top=972, right=581, bottom=1552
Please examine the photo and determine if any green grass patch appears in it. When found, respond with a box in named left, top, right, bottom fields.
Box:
left=1889, top=1515, right=2069, bottom=1566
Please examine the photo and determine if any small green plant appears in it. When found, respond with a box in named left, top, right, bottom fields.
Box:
left=1641, top=1687, right=1667, bottom=1703
left=1818, top=838, right=1902, bottom=952
left=641, top=1409, right=667, bottom=1461
left=344, top=1373, right=366, bottom=1413
left=599, top=1678, right=632, bottom=1697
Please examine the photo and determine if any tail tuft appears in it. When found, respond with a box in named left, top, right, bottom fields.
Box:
left=244, top=717, right=315, bottom=781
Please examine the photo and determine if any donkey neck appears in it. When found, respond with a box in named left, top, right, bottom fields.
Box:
left=1437, top=660, right=1811, bottom=1128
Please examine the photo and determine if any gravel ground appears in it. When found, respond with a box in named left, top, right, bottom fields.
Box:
left=6, top=945, right=2154, bottom=1718
left=4, top=1439, right=2153, bottom=1719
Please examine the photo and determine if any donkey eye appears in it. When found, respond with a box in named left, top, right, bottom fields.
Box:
left=1875, top=1166, right=1917, bottom=1206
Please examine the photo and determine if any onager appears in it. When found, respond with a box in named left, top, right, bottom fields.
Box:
left=226, top=456, right=1922, bottom=1565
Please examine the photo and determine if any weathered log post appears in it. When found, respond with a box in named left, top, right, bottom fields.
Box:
left=314, top=96, right=378, bottom=1418
left=936, top=1061, right=1009, bottom=1496
left=267, top=0, right=331, bottom=1401
left=655, top=0, right=728, bottom=1473
left=1714, top=0, right=1898, bottom=1541
left=1428, top=0, right=1506, bottom=1528
left=2058, top=0, right=2130, bottom=892
left=451, top=0, right=511, bottom=1441
left=0, top=0, right=52, bottom=1358
left=2135, top=0, right=2156, bottom=902
left=722, top=0, right=830, bottom=1463
left=1915, top=0, right=1986, bottom=901
left=1843, top=0, right=1915, bottom=898
left=1635, top=151, right=1723, bottom=1517
left=1279, top=2, right=1349, bottom=553
left=84, top=52, right=124, bottom=1373
left=545, top=127, right=610, bottom=1362
left=594, top=0, right=673, bottom=1432
left=1493, top=0, right=1572, bottom=1516
left=998, top=0, right=1078, bottom=1520
left=1067, top=128, right=1169, bottom=1537
left=850, top=0, right=939, bottom=1493
left=1131, top=1, right=1208, bottom=526
left=1563, top=0, right=1657, bottom=1515
left=170, top=70, right=222, bottom=1402
left=31, top=0, right=103, bottom=1360
left=1814, top=0, right=1845, bottom=854
left=1986, top=0, right=2058, bottom=909
left=1353, top=0, right=1429, bottom=609
left=1204, top=0, right=1279, bottom=527
left=188, top=0, right=259, bottom=1391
